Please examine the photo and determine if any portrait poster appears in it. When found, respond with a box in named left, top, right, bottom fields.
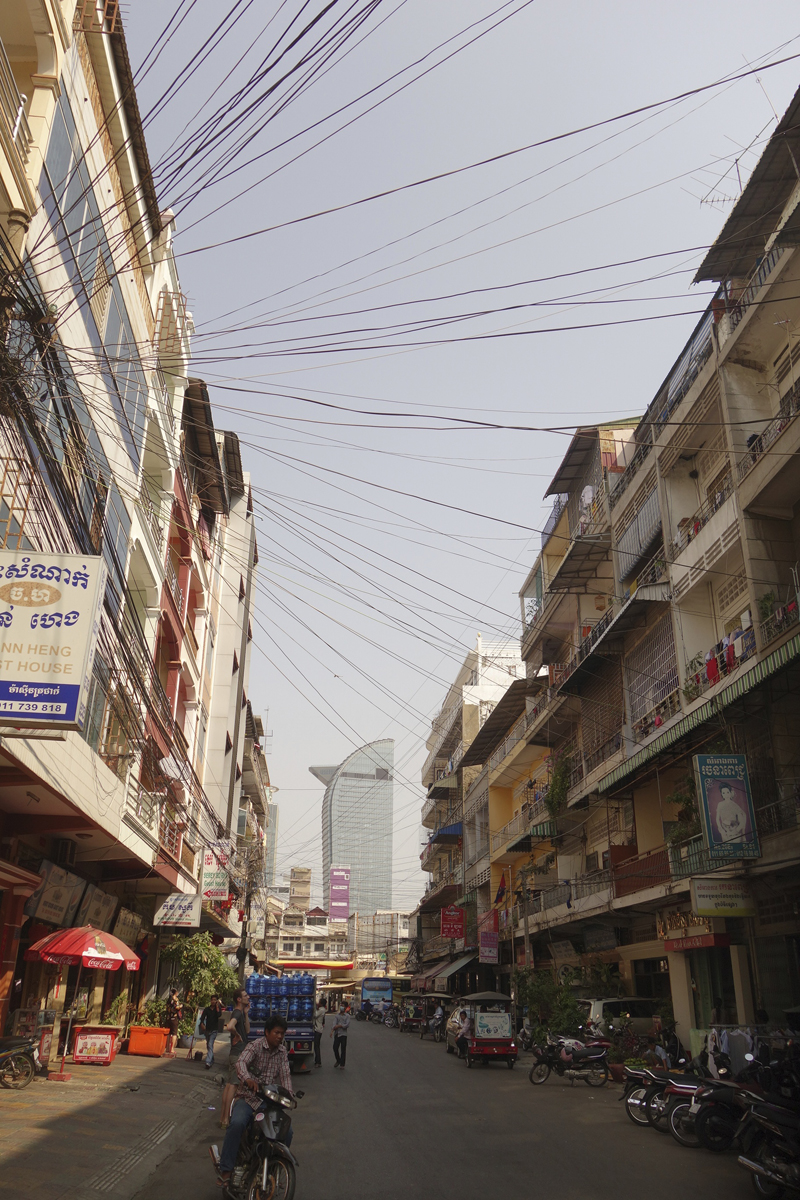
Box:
left=692, top=754, right=760, bottom=861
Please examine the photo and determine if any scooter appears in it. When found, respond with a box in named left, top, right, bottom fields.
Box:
left=529, top=1033, right=608, bottom=1087
left=0, top=1036, right=39, bottom=1090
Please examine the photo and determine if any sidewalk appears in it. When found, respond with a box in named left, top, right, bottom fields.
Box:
left=0, top=1038, right=229, bottom=1200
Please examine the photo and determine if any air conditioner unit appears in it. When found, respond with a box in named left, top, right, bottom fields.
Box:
left=54, top=838, right=77, bottom=868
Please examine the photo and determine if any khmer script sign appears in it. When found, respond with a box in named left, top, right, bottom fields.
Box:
left=0, top=551, right=106, bottom=729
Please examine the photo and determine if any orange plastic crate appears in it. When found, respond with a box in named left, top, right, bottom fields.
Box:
left=127, top=1025, right=169, bottom=1057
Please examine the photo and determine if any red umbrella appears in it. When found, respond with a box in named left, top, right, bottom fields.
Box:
left=25, top=925, right=140, bottom=1077
left=25, top=925, right=140, bottom=971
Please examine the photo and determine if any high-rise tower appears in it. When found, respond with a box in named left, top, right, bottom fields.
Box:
left=310, top=739, right=394, bottom=916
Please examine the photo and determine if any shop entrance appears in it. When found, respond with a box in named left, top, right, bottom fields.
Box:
left=689, top=945, right=736, bottom=1026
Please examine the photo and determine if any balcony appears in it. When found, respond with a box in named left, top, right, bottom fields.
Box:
left=673, top=473, right=735, bottom=554
left=138, top=487, right=164, bottom=553
left=760, top=597, right=800, bottom=649
left=612, top=845, right=670, bottom=898
left=719, top=245, right=785, bottom=347
left=682, top=628, right=756, bottom=704
left=125, top=786, right=161, bottom=840
left=541, top=493, right=567, bottom=550
left=0, top=40, right=32, bottom=173
left=489, top=711, right=527, bottom=773
left=421, top=703, right=461, bottom=783
left=159, top=811, right=183, bottom=861
left=165, top=557, right=184, bottom=616
left=632, top=687, right=681, bottom=743
left=736, top=375, right=800, bottom=518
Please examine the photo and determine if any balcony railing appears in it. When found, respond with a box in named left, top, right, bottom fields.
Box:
left=489, top=710, right=528, bottom=773
left=522, top=588, right=560, bottom=641
left=0, top=41, right=32, bottom=166
left=138, top=488, right=164, bottom=552
left=613, top=846, right=670, bottom=898
left=760, top=600, right=800, bottom=649
left=421, top=703, right=461, bottom=781
left=632, top=687, right=682, bottom=742
left=755, top=793, right=799, bottom=837
left=126, top=786, right=160, bottom=837
left=541, top=493, right=568, bottom=549
left=726, top=245, right=784, bottom=334
left=491, top=809, right=529, bottom=855
left=583, top=731, right=623, bottom=775
left=166, top=557, right=184, bottom=615
left=737, top=375, right=800, bottom=483
left=674, top=474, right=734, bottom=554
left=682, top=629, right=756, bottom=704
left=561, top=606, right=616, bottom=684
left=159, top=812, right=182, bottom=861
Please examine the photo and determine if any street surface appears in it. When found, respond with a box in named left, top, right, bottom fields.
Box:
left=135, top=1022, right=746, bottom=1200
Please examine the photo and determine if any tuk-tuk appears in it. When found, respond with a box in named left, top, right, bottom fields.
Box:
left=418, top=994, right=448, bottom=1041
left=445, top=991, right=518, bottom=1068
left=398, top=992, right=428, bottom=1033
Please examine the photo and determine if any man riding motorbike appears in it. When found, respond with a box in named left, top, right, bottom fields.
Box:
left=216, top=1014, right=294, bottom=1187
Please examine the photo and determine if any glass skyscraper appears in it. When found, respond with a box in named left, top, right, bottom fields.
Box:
left=310, top=739, right=394, bottom=916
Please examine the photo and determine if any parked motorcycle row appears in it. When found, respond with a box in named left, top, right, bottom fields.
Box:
left=621, top=1042, right=800, bottom=1197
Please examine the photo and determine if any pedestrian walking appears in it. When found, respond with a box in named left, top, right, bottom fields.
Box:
left=331, top=1002, right=351, bottom=1069
left=165, top=988, right=183, bottom=1057
left=200, top=995, right=224, bottom=1069
left=221, top=988, right=250, bottom=1127
left=314, top=999, right=326, bottom=1067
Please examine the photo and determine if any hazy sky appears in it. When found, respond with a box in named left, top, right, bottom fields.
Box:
left=124, top=1, right=800, bottom=908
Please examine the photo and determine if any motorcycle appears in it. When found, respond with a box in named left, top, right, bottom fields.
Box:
left=529, top=1033, right=608, bottom=1087
left=421, top=1015, right=446, bottom=1043
left=210, top=1084, right=302, bottom=1200
left=0, top=1036, right=39, bottom=1090
left=738, top=1099, right=800, bottom=1197
left=383, top=1005, right=400, bottom=1029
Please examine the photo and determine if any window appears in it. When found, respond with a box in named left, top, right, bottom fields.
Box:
left=585, top=852, right=599, bottom=874
left=205, top=616, right=216, bottom=678
left=314, top=943, right=325, bottom=952
left=196, top=706, right=208, bottom=765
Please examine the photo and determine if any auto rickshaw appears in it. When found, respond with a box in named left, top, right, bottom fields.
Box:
left=398, top=992, right=428, bottom=1033
left=445, top=991, right=518, bottom=1068
left=418, top=994, right=448, bottom=1041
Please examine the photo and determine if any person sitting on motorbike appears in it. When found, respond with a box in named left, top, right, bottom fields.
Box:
left=217, top=1014, right=294, bottom=1187
left=434, top=1002, right=444, bottom=1026
left=363, top=998, right=373, bottom=1017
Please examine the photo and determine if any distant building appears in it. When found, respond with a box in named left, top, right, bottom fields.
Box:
left=348, top=910, right=410, bottom=956
left=264, top=802, right=279, bottom=886
left=289, top=866, right=312, bottom=911
left=310, top=739, right=394, bottom=916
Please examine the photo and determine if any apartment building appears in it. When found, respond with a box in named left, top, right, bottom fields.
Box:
left=263, top=898, right=350, bottom=973
left=446, top=87, right=800, bottom=1043
left=0, top=7, right=265, bottom=1031
left=412, top=635, right=523, bottom=979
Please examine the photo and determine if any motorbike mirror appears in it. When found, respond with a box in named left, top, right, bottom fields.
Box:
left=295, top=1090, right=305, bottom=1099
left=745, top=1053, right=755, bottom=1062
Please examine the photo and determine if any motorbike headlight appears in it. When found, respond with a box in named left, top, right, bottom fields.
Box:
left=280, top=1097, right=294, bottom=1108
left=264, top=1086, right=280, bottom=1102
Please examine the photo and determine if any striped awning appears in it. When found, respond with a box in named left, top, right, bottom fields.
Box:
left=598, top=631, right=800, bottom=792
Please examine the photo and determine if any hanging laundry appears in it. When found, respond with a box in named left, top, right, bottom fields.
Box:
left=706, top=652, right=720, bottom=685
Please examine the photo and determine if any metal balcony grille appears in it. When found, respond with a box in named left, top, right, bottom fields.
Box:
left=626, top=614, right=679, bottom=729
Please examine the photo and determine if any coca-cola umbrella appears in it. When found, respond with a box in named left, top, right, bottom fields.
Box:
left=25, top=925, right=140, bottom=1076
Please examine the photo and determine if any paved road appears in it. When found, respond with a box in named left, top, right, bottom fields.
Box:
left=136, top=1022, right=748, bottom=1200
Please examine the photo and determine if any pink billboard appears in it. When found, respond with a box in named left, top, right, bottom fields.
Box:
left=329, top=867, right=350, bottom=920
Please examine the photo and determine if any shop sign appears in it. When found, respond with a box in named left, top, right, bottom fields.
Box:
left=690, top=878, right=756, bottom=918
left=75, top=883, right=118, bottom=932
left=476, top=1011, right=511, bottom=1038
left=113, top=907, right=143, bottom=947
left=477, top=908, right=498, bottom=934
left=693, top=754, right=760, bottom=860
left=663, top=932, right=731, bottom=953
left=154, top=892, right=202, bottom=927
left=23, top=860, right=86, bottom=927
left=548, top=940, right=580, bottom=964
left=479, top=931, right=499, bottom=964
left=329, top=867, right=350, bottom=920
left=441, top=905, right=465, bottom=938
left=0, top=550, right=106, bottom=729
left=201, top=848, right=229, bottom=901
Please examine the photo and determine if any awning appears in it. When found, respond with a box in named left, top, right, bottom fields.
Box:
left=270, top=959, right=354, bottom=970
left=459, top=679, right=529, bottom=768
left=413, top=961, right=446, bottom=988
left=434, top=954, right=476, bottom=981
left=431, top=822, right=462, bottom=844
left=598, top=630, right=800, bottom=792
left=427, top=775, right=459, bottom=800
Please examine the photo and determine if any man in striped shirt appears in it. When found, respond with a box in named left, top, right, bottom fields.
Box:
left=218, top=1014, right=295, bottom=1183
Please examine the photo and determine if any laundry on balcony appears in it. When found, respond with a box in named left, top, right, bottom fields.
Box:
left=431, top=822, right=462, bottom=844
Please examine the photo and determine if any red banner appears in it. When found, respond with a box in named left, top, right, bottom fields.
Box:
left=663, top=932, right=730, bottom=954
left=441, top=905, right=464, bottom=938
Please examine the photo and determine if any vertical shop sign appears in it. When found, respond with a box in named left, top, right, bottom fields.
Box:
left=693, top=754, right=760, bottom=860
left=329, top=867, right=350, bottom=920
left=0, top=551, right=106, bottom=729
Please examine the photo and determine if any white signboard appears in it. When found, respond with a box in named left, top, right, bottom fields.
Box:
left=0, top=551, right=106, bottom=729
left=113, top=907, right=143, bottom=947
left=475, top=1012, right=512, bottom=1039
left=154, top=892, right=202, bottom=928
left=201, top=848, right=229, bottom=901
left=691, top=878, right=756, bottom=918
left=23, top=859, right=86, bottom=926
left=75, top=883, right=118, bottom=931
